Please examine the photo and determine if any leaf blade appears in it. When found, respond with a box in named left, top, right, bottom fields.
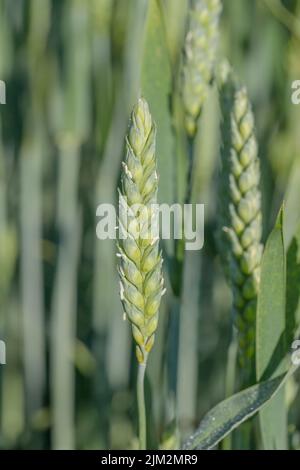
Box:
left=256, top=206, right=287, bottom=450
left=141, top=0, right=175, bottom=221
left=286, top=220, right=300, bottom=343
left=183, top=366, right=297, bottom=450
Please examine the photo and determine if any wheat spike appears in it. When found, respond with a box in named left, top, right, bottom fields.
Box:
left=181, top=0, right=222, bottom=137
left=118, top=98, right=164, bottom=365
left=218, top=64, right=263, bottom=377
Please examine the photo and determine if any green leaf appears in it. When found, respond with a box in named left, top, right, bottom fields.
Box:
left=286, top=220, right=300, bottom=343
left=183, top=366, right=298, bottom=450
left=256, top=206, right=288, bottom=450
left=158, top=0, right=188, bottom=66
left=141, top=0, right=175, bottom=212
left=284, top=161, right=300, bottom=247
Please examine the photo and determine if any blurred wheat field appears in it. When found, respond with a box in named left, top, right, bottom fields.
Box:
left=0, top=0, right=299, bottom=450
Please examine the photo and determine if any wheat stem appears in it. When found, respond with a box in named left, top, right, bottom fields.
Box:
left=137, top=363, right=147, bottom=450
left=185, top=137, right=195, bottom=204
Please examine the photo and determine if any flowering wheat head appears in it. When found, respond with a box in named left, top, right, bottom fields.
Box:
left=118, top=98, right=165, bottom=366
left=218, top=65, right=263, bottom=376
left=181, top=0, right=222, bottom=137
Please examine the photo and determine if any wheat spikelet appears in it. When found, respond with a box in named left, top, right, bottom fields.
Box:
left=181, top=0, right=222, bottom=137
left=118, top=98, right=165, bottom=366
left=218, top=64, right=263, bottom=377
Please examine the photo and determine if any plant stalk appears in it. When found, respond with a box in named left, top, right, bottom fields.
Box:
left=185, top=137, right=195, bottom=204
left=222, top=330, right=238, bottom=450
left=137, top=363, right=147, bottom=450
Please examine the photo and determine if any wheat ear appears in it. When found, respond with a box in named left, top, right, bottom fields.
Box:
left=218, top=64, right=263, bottom=381
left=181, top=0, right=222, bottom=137
left=118, top=98, right=164, bottom=448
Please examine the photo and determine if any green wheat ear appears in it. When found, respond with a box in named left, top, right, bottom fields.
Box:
left=181, top=0, right=222, bottom=137
left=118, top=98, right=165, bottom=366
left=218, top=63, right=263, bottom=380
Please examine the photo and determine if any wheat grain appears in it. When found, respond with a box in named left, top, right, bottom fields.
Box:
left=218, top=64, right=263, bottom=378
left=118, top=97, right=165, bottom=366
left=181, top=0, right=222, bottom=137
